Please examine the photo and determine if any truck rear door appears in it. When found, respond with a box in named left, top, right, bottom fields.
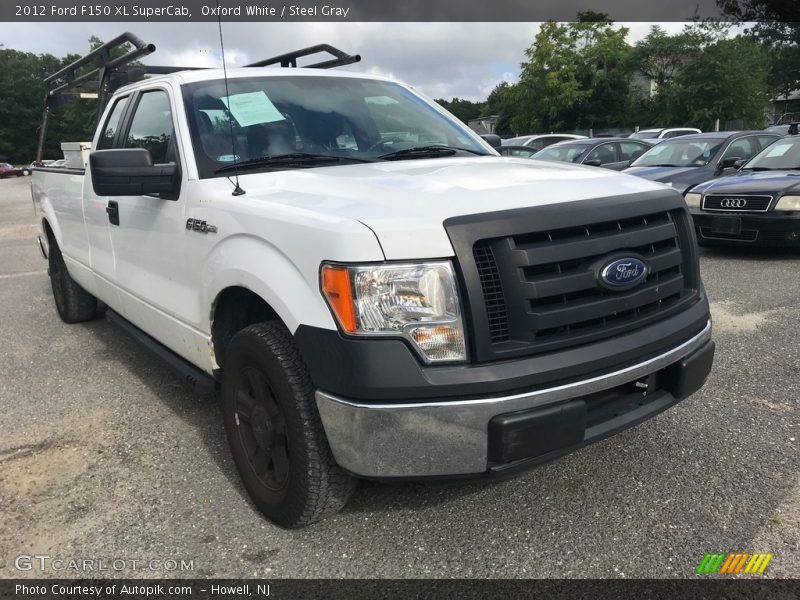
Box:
left=84, top=94, right=131, bottom=305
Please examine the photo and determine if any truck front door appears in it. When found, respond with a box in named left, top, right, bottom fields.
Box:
left=98, top=86, right=203, bottom=365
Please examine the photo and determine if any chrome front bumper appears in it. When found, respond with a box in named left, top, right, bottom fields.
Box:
left=315, top=321, right=712, bottom=478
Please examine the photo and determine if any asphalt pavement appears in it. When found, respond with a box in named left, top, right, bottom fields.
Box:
left=0, top=174, right=797, bottom=578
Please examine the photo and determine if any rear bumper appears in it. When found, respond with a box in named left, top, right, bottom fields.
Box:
left=691, top=210, right=800, bottom=245
left=315, top=321, right=713, bottom=479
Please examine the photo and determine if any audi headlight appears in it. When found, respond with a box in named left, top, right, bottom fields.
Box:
left=774, top=195, right=800, bottom=211
left=321, top=262, right=466, bottom=363
left=684, top=192, right=701, bottom=208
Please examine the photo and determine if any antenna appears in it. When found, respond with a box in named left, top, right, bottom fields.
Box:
left=215, top=0, right=245, bottom=196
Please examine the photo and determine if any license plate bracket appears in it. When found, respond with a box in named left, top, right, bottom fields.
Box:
left=711, top=216, right=742, bottom=235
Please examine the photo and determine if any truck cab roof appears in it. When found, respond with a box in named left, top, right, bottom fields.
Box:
left=114, top=67, right=395, bottom=95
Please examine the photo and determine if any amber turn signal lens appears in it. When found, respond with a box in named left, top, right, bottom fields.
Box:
left=321, top=265, right=357, bottom=333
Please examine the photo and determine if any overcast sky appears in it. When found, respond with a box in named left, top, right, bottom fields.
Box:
left=1, top=22, right=691, bottom=100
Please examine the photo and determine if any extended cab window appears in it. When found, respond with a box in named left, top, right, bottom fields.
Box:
left=97, top=96, right=129, bottom=150
left=126, top=90, right=175, bottom=163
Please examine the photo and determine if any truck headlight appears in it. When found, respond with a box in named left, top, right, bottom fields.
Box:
left=684, top=192, right=701, bottom=208
left=774, top=195, right=800, bottom=211
left=321, top=262, right=466, bottom=363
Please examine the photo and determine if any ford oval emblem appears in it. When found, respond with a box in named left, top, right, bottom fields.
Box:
left=599, top=257, right=648, bottom=289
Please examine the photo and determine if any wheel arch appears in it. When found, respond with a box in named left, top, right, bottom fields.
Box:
left=211, top=286, right=282, bottom=370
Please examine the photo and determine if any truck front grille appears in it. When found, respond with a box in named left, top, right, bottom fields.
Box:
left=445, top=194, right=700, bottom=363
left=703, top=194, right=772, bottom=212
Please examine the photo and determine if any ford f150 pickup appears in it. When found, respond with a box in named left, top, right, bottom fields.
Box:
left=32, top=35, right=714, bottom=528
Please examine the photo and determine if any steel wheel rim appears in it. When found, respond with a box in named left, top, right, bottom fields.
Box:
left=235, top=366, right=290, bottom=491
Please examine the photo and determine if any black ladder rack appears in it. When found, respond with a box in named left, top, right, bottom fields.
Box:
left=36, top=32, right=361, bottom=161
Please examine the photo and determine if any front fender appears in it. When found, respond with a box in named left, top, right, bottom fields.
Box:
left=202, top=234, right=338, bottom=335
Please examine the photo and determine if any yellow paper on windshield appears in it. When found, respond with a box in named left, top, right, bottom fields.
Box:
left=221, top=91, right=285, bottom=127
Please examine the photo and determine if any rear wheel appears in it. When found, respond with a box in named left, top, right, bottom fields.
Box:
left=221, top=322, right=355, bottom=528
left=48, top=238, right=98, bottom=323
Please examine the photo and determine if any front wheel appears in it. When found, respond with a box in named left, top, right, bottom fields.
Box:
left=221, top=322, right=355, bottom=528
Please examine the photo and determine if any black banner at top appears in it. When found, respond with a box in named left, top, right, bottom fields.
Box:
left=2, top=0, right=735, bottom=22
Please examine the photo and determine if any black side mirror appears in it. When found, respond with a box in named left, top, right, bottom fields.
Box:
left=481, top=134, right=502, bottom=149
left=90, top=149, right=179, bottom=197
left=717, top=156, right=742, bottom=173
left=583, top=159, right=602, bottom=167
left=733, top=159, right=747, bottom=170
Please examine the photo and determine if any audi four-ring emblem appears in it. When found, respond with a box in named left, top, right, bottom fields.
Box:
left=720, top=197, right=747, bottom=208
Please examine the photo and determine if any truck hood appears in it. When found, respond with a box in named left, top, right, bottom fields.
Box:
left=232, top=156, right=673, bottom=259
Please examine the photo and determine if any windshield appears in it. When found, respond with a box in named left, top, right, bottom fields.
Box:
left=630, top=131, right=659, bottom=139
left=743, top=138, right=800, bottom=171
left=532, top=143, right=588, bottom=163
left=182, top=76, right=488, bottom=178
left=630, top=138, right=724, bottom=167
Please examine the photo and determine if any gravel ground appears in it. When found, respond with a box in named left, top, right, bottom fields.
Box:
left=0, top=175, right=797, bottom=579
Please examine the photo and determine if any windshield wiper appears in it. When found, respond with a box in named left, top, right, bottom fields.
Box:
left=646, top=163, right=680, bottom=167
left=378, top=145, right=487, bottom=160
left=215, top=153, right=374, bottom=174
left=743, top=166, right=774, bottom=171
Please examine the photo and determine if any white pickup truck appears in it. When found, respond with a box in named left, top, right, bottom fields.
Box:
left=33, top=40, right=714, bottom=528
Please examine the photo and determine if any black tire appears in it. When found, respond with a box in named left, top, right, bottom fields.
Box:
left=221, top=322, right=356, bottom=528
left=48, top=238, right=98, bottom=323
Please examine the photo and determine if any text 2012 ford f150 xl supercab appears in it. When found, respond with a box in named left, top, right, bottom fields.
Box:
left=32, top=35, right=714, bottom=528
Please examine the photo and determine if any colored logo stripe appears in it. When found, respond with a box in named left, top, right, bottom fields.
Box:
left=745, top=553, right=773, bottom=574
left=696, top=553, right=726, bottom=574
left=696, top=552, right=773, bottom=574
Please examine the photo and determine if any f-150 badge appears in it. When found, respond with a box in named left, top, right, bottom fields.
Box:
left=186, top=219, right=217, bottom=234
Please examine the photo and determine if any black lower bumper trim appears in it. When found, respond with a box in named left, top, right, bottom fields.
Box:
left=691, top=211, right=800, bottom=246
left=486, top=339, right=715, bottom=477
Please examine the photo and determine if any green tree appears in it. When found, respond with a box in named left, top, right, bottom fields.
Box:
left=629, top=26, right=705, bottom=90
left=484, top=81, right=519, bottom=135
left=513, top=19, right=631, bottom=133
left=0, top=36, right=136, bottom=162
left=718, top=0, right=800, bottom=96
left=672, top=36, right=771, bottom=129
left=574, top=20, right=632, bottom=129
left=0, top=49, right=64, bottom=161
left=434, top=98, right=486, bottom=124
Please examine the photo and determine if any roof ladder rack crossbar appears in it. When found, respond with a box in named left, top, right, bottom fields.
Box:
left=36, top=32, right=156, bottom=162
left=244, top=44, right=361, bottom=69
left=43, top=32, right=155, bottom=97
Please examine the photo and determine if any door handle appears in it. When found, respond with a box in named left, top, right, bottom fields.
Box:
left=106, top=200, right=120, bottom=226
